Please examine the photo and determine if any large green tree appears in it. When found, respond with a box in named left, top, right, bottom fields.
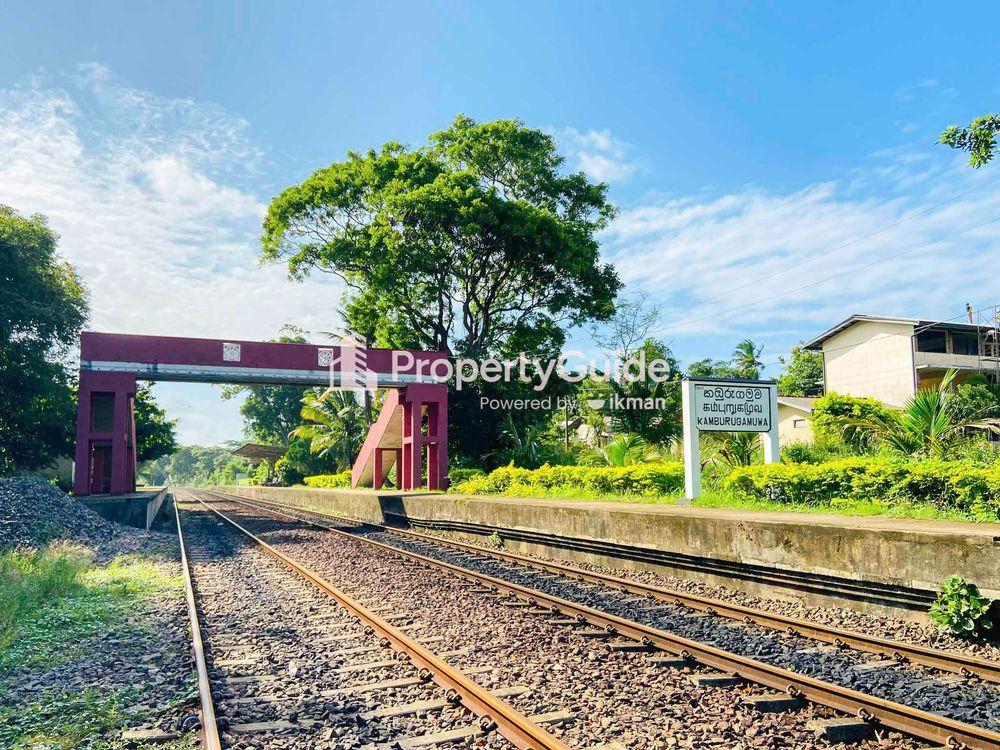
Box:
left=263, top=115, right=620, bottom=357
left=0, top=206, right=89, bottom=474
left=261, top=115, right=622, bottom=463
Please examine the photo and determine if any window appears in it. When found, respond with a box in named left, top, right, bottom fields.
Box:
left=91, top=393, right=115, bottom=432
left=951, top=333, right=979, bottom=356
left=793, top=418, right=807, bottom=428
left=915, top=331, right=947, bottom=353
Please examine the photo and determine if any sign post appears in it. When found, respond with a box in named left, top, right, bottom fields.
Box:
left=681, top=377, right=779, bottom=499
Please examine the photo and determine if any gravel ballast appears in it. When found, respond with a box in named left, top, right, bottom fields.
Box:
left=0, top=477, right=165, bottom=559
left=179, top=501, right=520, bottom=750
left=353, top=524, right=1000, bottom=733
left=201, top=493, right=927, bottom=750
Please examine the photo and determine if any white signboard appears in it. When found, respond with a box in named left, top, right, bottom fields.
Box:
left=682, top=378, right=779, bottom=499
left=693, top=382, right=773, bottom=433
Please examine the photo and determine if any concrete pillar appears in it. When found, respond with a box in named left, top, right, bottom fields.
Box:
left=73, top=372, right=136, bottom=496
left=373, top=448, right=384, bottom=490
left=681, top=380, right=700, bottom=499
left=73, top=374, right=94, bottom=496
left=762, top=391, right=780, bottom=464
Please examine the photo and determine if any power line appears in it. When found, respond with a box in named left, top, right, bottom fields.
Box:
left=656, top=215, right=1000, bottom=334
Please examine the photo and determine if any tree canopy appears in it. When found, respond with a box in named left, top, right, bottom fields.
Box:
left=776, top=345, right=824, bottom=396
left=940, top=114, right=999, bottom=168
left=686, top=338, right=766, bottom=381
left=261, top=114, right=621, bottom=358
left=0, top=206, right=89, bottom=474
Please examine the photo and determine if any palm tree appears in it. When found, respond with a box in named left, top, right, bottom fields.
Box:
left=494, top=415, right=560, bottom=469
left=582, top=434, right=659, bottom=467
left=731, top=339, right=764, bottom=379
left=289, top=389, right=367, bottom=470
left=705, top=431, right=761, bottom=468
left=846, top=369, right=1000, bottom=457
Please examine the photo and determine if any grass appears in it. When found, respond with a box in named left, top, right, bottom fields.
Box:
left=1, top=549, right=182, bottom=670
left=0, top=543, right=91, bottom=652
left=0, top=544, right=189, bottom=750
left=0, top=686, right=200, bottom=750
left=687, top=491, right=989, bottom=521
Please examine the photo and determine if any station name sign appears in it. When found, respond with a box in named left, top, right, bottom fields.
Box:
left=692, top=382, right=773, bottom=433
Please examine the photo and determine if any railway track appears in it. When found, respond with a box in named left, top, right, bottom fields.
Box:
left=173, top=489, right=574, bottom=749
left=217, top=491, right=1000, bottom=683
left=197, top=488, right=1000, bottom=750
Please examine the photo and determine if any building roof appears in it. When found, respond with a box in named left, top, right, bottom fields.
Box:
left=232, top=443, right=286, bottom=462
left=803, top=314, right=990, bottom=350
left=777, top=396, right=817, bottom=413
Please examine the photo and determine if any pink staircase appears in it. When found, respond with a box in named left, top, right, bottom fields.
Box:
left=351, top=384, right=448, bottom=491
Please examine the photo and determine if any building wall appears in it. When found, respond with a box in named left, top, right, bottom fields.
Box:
left=777, top=405, right=813, bottom=446
left=822, top=320, right=916, bottom=406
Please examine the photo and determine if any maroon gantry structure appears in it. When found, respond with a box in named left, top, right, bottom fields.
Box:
left=74, top=331, right=448, bottom=495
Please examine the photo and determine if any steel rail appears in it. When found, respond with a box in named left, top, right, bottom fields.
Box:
left=184, top=491, right=570, bottom=750
left=202, top=489, right=1000, bottom=750
left=173, top=493, right=223, bottom=750
left=218, top=490, right=1000, bottom=685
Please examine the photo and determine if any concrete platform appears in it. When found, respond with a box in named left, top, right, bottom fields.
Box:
left=214, top=486, right=1000, bottom=620
left=80, top=487, right=171, bottom=530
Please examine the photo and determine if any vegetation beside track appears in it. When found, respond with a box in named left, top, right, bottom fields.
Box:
left=0, top=543, right=194, bottom=750
left=432, top=459, right=999, bottom=522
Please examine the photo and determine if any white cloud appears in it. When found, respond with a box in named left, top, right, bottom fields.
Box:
left=556, top=126, right=641, bottom=183
left=0, top=66, right=344, bottom=444
left=602, top=148, right=1000, bottom=368
left=894, top=78, right=939, bottom=103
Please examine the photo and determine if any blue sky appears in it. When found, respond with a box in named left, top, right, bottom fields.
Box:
left=2, top=2, right=999, bottom=444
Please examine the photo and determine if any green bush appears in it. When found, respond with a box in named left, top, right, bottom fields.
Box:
left=303, top=471, right=353, bottom=488
left=450, top=462, right=685, bottom=499
left=810, top=392, right=893, bottom=450
left=447, top=467, right=487, bottom=485
left=929, top=574, right=994, bottom=637
left=780, top=440, right=851, bottom=464
left=723, top=458, right=1000, bottom=519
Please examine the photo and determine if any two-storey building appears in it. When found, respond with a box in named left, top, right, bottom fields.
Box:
left=773, top=314, right=999, bottom=445
left=803, top=314, right=999, bottom=406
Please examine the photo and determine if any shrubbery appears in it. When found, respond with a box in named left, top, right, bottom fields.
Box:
left=779, top=440, right=851, bottom=464
left=450, top=462, right=685, bottom=498
left=303, top=471, right=353, bottom=488
left=810, top=392, right=893, bottom=451
left=929, top=574, right=994, bottom=637
left=724, top=458, right=1000, bottom=519
left=447, top=467, right=487, bottom=485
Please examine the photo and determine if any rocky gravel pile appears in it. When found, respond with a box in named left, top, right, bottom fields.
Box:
left=211, top=496, right=925, bottom=750
left=0, top=477, right=167, bottom=558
